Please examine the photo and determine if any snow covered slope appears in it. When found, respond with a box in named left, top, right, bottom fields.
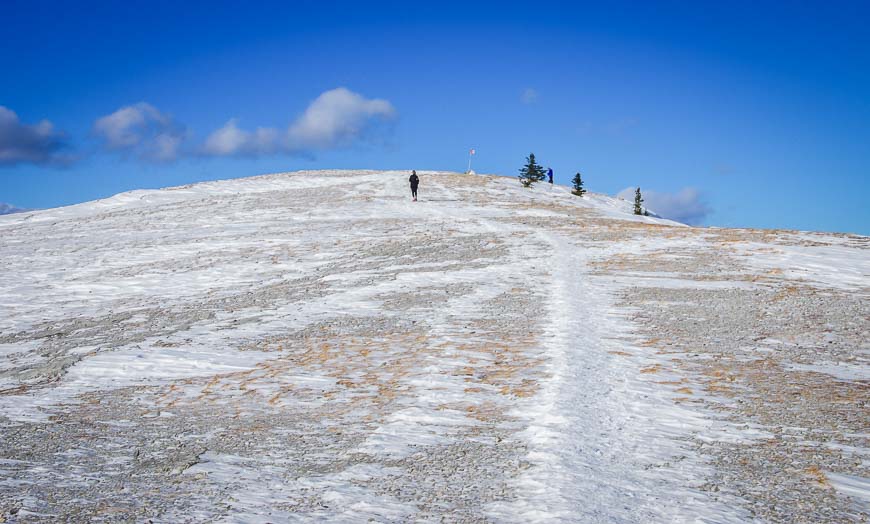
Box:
left=0, top=170, right=867, bottom=522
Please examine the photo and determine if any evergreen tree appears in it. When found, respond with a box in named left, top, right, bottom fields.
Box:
left=518, top=153, right=546, bottom=187
left=571, top=172, right=586, bottom=196
left=633, top=187, right=644, bottom=215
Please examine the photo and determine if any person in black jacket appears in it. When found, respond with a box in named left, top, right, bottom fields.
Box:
left=409, top=170, right=419, bottom=201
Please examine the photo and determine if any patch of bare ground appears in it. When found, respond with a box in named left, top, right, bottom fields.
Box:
left=598, top=227, right=869, bottom=522
left=1, top=276, right=546, bottom=521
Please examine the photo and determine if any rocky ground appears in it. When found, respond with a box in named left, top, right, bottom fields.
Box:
left=0, top=170, right=866, bottom=522
left=608, top=235, right=870, bottom=523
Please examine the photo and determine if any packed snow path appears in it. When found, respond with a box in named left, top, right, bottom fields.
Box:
left=0, top=170, right=867, bottom=522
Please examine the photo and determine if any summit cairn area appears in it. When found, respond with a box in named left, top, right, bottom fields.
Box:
left=1, top=170, right=867, bottom=522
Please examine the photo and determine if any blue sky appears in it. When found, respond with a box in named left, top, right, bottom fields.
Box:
left=2, top=0, right=868, bottom=234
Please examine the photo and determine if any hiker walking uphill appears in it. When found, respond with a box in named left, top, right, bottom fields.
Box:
left=409, top=170, right=419, bottom=201
left=547, top=167, right=554, bottom=186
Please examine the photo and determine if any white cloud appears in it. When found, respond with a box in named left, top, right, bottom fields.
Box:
left=0, top=106, right=72, bottom=167
left=713, top=163, right=735, bottom=176
left=92, top=89, right=395, bottom=161
left=287, top=87, right=396, bottom=149
left=0, top=202, right=28, bottom=215
left=604, top=118, right=638, bottom=135
left=201, top=87, right=396, bottom=157
left=202, top=119, right=280, bottom=156
left=617, top=186, right=711, bottom=225
left=521, top=88, right=538, bottom=104
left=93, top=103, right=185, bottom=161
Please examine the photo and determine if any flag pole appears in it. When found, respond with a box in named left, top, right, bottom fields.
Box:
left=467, top=152, right=472, bottom=174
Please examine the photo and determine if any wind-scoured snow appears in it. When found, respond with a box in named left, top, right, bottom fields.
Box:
left=0, top=170, right=867, bottom=522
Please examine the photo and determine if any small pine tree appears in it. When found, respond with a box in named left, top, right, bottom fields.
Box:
left=518, top=153, right=547, bottom=187
left=571, top=172, right=586, bottom=196
left=633, top=187, right=644, bottom=215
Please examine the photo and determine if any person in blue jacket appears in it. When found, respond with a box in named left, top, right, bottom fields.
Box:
left=547, top=167, right=554, bottom=185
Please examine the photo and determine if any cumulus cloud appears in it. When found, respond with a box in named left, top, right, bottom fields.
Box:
left=91, top=89, right=394, bottom=161
left=604, top=117, right=638, bottom=135
left=0, top=202, right=28, bottom=215
left=202, top=87, right=396, bottom=157
left=288, top=87, right=396, bottom=148
left=0, top=106, right=72, bottom=167
left=713, top=163, right=735, bottom=176
left=202, top=119, right=280, bottom=156
left=617, top=186, right=711, bottom=225
left=521, top=88, right=538, bottom=104
left=93, top=103, right=185, bottom=161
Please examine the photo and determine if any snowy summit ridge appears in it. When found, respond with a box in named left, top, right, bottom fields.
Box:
left=0, top=169, right=867, bottom=522
left=0, top=169, right=676, bottom=228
